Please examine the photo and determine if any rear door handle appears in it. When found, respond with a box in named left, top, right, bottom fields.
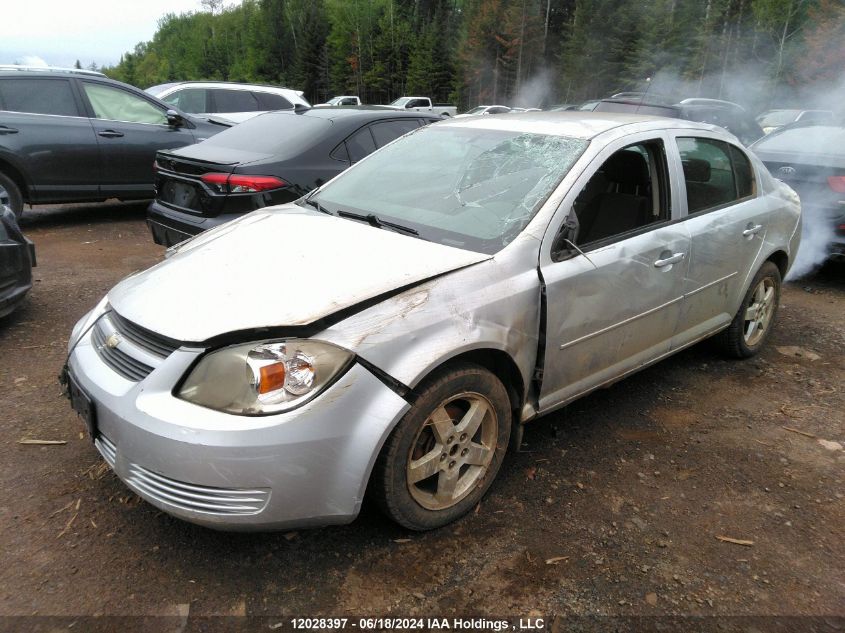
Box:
left=0, top=126, right=18, bottom=135
left=742, top=224, right=763, bottom=237
left=97, top=130, right=124, bottom=138
left=654, top=252, right=686, bottom=268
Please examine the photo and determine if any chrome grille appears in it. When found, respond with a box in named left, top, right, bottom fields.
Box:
left=110, top=311, right=180, bottom=358
left=92, top=321, right=154, bottom=381
left=95, top=434, right=117, bottom=468
left=126, top=464, right=270, bottom=516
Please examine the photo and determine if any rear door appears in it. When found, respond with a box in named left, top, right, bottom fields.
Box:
left=0, top=77, right=100, bottom=202
left=79, top=80, right=198, bottom=199
left=670, top=134, right=769, bottom=346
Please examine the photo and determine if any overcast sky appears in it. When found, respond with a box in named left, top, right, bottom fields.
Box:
left=2, top=0, right=212, bottom=69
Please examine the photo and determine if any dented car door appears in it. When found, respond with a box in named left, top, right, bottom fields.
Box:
left=537, top=132, right=691, bottom=411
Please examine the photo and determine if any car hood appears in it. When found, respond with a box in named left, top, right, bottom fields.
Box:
left=108, top=206, right=491, bottom=342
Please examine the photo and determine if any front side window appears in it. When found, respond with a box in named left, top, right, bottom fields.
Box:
left=0, top=78, right=79, bottom=116
left=313, top=126, right=587, bottom=254
left=163, top=88, right=207, bottom=113
left=212, top=89, right=259, bottom=112
left=565, top=140, right=669, bottom=249
left=254, top=92, right=292, bottom=110
left=677, top=137, right=741, bottom=213
left=83, top=83, right=166, bottom=124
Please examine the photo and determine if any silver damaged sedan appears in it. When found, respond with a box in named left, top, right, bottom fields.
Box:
left=64, top=113, right=801, bottom=531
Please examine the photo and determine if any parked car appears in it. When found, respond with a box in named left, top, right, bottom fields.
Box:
left=591, top=97, right=764, bottom=145
left=0, top=205, right=35, bottom=318
left=385, top=96, right=457, bottom=117
left=147, top=108, right=441, bottom=246
left=0, top=68, right=230, bottom=218
left=147, top=81, right=309, bottom=123
left=454, top=105, right=511, bottom=118
left=63, top=112, right=799, bottom=532
left=314, top=96, right=362, bottom=107
left=756, top=109, right=835, bottom=135
left=751, top=123, right=845, bottom=261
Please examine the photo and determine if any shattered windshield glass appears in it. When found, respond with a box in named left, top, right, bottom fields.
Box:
left=312, top=126, right=588, bottom=253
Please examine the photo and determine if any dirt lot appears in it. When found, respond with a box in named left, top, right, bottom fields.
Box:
left=1, top=202, right=843, bottom=626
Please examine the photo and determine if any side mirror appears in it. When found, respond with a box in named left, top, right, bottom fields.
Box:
left=551, top=212, right=581, bottom=262
left=405, top=103, right=414, bottom=109
left=166, top=109, right=185, bottom=128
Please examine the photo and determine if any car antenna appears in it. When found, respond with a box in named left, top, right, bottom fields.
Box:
left=635, top=76, right=652, bottom=115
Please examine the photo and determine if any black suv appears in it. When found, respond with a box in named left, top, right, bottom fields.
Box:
left=0, top=67, right=230, bottom=218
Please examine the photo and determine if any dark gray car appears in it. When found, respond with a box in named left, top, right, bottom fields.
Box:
left=0, top=205, right=35, bottom=318
left=0, top=69, right=230, bottom=218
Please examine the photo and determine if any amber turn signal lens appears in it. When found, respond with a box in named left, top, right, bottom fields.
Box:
left=258, top=362, right=286, bottom=394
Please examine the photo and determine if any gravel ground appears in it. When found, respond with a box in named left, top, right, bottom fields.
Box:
left=0, top=202, right=842, bottom=628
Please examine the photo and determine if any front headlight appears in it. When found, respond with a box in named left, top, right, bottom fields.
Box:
left=177, top=339, right=354, bottom=415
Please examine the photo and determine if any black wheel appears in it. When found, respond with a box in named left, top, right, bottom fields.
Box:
left=372, top=363, right=511, bottom=530
left=716, top=261, right=781, bottom=358
left=0, top=172, right=23, bottom=219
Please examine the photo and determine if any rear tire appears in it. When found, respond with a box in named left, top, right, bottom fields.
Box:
left=715, top=261, right=781, bottom=358
left=372, top=363, right=511, bottom=530
left=0, top=172, right=23, bottom=219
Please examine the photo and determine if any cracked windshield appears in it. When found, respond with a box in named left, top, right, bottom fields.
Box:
left=314, top=127, right=587, bottom=253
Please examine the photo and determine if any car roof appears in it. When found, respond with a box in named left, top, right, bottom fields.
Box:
left=438, top=111, right=725, bottom=140
left=299, top=107, right=440, bottom=122
left=148, top=81, right=297, bottom=92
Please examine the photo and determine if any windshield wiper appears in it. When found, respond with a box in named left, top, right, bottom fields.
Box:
left=302, top=197, right=332, bottom=215
left=337, top=210, right=419, bottom=236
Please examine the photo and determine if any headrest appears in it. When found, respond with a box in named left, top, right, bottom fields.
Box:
left=682, top=158, right=711, bottom=183
left=603, top=150, right=649, bottom=186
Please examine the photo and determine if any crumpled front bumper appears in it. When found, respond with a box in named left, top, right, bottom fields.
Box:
left=67, top=324, right=410, bottom=530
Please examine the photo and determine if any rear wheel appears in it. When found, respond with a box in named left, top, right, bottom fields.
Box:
left=372, top=363, right=511, bottom=530
left=0, top=172, right=23, bottom=219
left=716, top=261, right=781, bottom=358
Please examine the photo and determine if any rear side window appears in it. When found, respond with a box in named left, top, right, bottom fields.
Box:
left=677, top=137, right=739, bottom=213
left=0, top=78, right=79, bottom=116
left=345, top=127, right=377, bottom=162
left=253, top=92, right=292, bottom=110
left=83, top=83, right=166, bottom=124
left=728, top=145, right=755, bottom=199
left=370, top=119, right=420, bottom=147
left=163, top=88, right=207, bottom=113
left=212, top=89, right=259, bottom=112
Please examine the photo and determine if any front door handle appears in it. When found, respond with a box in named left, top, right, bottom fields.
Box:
left=742, top=224, right=763, bottom=237
left=97, top=130, right=124, bottom=138
left=0, top=126, right=18, bottom=135
left=654, top=252, right=686, bottom=268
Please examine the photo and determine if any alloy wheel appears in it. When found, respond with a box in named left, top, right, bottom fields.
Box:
left=406, top=392, right=498, bottom=510
left=743, top=277, right=776, bottom=347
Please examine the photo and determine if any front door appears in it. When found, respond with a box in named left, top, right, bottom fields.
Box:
left=538, top=135, right=690, bottom=411
left=80, top=81, right=197, bottom=199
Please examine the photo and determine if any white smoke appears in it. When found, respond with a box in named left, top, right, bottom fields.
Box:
left=513, top=68, right=555, bottom=109
left=787, top=210, right=833, bottom=279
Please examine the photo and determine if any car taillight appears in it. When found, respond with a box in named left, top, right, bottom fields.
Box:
left=827, top=176, right=845, bottom=193
left=200, top=173, right=286, bottom=193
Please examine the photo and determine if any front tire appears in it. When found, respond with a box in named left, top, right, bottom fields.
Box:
left=372, top=363, right=511, bottom=530
left=0, top=172, right=23, bottom=219
left=716, top=261, right=781, bottom=358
